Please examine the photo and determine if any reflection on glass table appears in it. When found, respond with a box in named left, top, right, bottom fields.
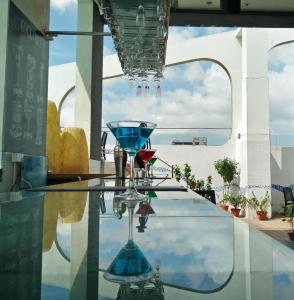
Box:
left=104, top=198, right=156, bottom=284
left=2, top=181, right=294, bottom=300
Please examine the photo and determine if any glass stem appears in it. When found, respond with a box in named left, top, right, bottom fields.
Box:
left=145, top=163, right=148, bottom=179
left=129, top=154, right=135, bottom=189
left=128, top=206, right=134, bottom=241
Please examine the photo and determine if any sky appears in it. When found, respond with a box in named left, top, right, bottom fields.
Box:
left=50, top=0, right=294, bottom=146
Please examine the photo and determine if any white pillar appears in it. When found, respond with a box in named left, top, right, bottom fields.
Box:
left=240, top=29, right=271, bottom=215
left=75, top=0, right=104, bottom=160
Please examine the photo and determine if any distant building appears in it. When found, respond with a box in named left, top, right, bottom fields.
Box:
left=172, top=137, right=207, bottom=145
left=192, top=137, right=207, bottom=145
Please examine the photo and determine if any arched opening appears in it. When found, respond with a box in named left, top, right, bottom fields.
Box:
left=102, top=60, right=232, bottom=146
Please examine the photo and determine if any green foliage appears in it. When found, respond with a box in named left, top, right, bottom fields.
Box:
left=214, top=157, right=239, bottom=185
left=282, top=204, right=294, bottom=233
left=259, top=191, right=271, bottom=212
left=247, top=193, right=259, bottom=210
left=219, top=198, right=228, bottom=205
left=183, top=163, right=192, bottom=182
left=188, top=175, right=197, bottom=190
left=206, top=175, right=212, bottom=191
left=247, top=192, right=270, bottom=212
left=173, top=164, right=213, bottom=192
left=174, top=165, right=182, bottom=182
left=196, top=179, right=205, bottom=190
left=223, top=194, right=246, bottom=209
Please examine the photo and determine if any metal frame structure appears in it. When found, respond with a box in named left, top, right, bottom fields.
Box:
left=170, top=0, right=294, bottom=28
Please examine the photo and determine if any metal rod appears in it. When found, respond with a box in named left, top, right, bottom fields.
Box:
left=44, top=30, right=111, bottom=37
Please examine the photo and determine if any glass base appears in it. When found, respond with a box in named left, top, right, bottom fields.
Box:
left=120, top=188, right=147, bottom=203
left=103, top=240, right=156, bottom=284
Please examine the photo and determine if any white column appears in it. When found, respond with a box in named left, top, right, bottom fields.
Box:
left=75, top=0, right=104, bottom=160
left=240, top=29, right=271, bottom=216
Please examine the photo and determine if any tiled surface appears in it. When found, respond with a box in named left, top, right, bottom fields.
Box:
left=244, top=214, right=293, bottom=242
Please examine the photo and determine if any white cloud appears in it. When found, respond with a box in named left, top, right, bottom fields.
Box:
left=103, top=62, right=231, bottom=129
left=269, top=43, right=294, bottom=68
left=51, top=0, right=77, bottom=13
left=183, top=62, right=205, bottom=83
left=204, top=27, right=232, bottom=35
left=269, top=65, right=294, bottom=134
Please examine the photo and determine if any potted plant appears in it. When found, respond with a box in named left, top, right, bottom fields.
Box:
left=214, top=157, right=239, bottom=195
left=282, top=204, right=294, bottom=241
left=183, top=163, right=192, bottom=187
left=226, top=194, right=245, bottom=217
left=196, top=179, right=205, bottom=191
left=248, top=192, right=270, bottom=220
left=257, top=192, right=270, bottom=220
left=188, top=175, right=197, bottom=190
left=174, top=165, right=182, bottom=182
left=219, top=195, right=229, bottom=211
left=206, top=176, right=212, bottom=191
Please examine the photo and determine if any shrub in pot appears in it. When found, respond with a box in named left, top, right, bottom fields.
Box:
left=225, top=194, right=246, bottom=217
left=219, top=196, right=229, bottom=211
left=248, top=192, right=270, bottom=220
left=214, top=157, right=239, bottom=195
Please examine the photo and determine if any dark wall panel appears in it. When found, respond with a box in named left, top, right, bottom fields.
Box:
left=4, top=2, right=48, bottom=156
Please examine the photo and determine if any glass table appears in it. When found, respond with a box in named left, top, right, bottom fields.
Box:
left=0, top=178, right=294, bottom=300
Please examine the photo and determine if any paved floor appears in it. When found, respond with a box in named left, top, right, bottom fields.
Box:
left=244, top=213, right=293, bottom=242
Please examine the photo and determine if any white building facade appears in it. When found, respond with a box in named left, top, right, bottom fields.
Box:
left=49, top=28, right=294, bottom=214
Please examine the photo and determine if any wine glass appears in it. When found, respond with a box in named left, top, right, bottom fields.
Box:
left=137, top=149, right=157, bottom=184
left=148, top=156, right=158, bottom=178
left=107, top=120, right=157, bottom=202
left=104, top=200, right=155, bottom=284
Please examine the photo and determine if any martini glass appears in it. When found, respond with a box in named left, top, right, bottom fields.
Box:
left=104, top=200, right=155, bottom=284
left=137, top=149, right=156, bottom=185
left=148, top=156, right=158, bottom=178
left=107, top=120, right=157, bottom=202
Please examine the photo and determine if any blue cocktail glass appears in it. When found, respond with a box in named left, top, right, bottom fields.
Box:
left=104, top=199, right=155, bottom=284
left=107, top=120, right=157, bottom=202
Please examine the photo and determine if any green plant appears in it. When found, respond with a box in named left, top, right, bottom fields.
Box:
left=224, top=194, right=244, bottom=209
left=188, top=175, right=197, bottom=190
left=259, top=191, right=270, bottom=212
left=282, top=204, right=294, bottom=233
left=239, top=195, right=248, bottom=210
left=219, top=198, right=229, bottom=205
left=247, top=192, right=259, bottom=210
left=247, top=192, right=270, bottom=212
left=206, top=175, right=212, bottom=191
left=183, top=163, right=191, bottom=182
left=214, top=157, right=239, bottom=186
left=174, top=165, right=181, bottom=182
left=196, top=179, right=205, bottom=190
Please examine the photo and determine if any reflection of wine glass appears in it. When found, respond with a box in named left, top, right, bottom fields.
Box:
left=137, top=149, right=156, bottom=184
left=107, top=121, right=157, bottom=202
left=148, top=156, right=158, bottom=178
left=104, top=200, right=155, bottom=284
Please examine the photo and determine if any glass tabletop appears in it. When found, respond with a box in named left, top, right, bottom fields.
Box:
left=0, top=178, right=294, bottom=300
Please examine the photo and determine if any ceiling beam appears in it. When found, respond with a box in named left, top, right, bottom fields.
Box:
left=169, top=10, right=294, bottom=28
left=221, top=0, right=241, bottom=14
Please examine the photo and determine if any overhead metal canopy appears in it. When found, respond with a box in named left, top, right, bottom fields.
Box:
left=95, top=0, right=294, bottom=28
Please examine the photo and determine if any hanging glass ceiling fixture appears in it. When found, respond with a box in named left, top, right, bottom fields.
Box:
left=98, top=0, right=171, bottom=96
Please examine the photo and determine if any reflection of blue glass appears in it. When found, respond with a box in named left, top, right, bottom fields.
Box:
left=110, top=127, right=153, bottom=155
left=104, top=240, right=155, bottom=283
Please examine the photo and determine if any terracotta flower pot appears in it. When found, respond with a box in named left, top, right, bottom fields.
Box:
left=219, top=204, right=229, bottom=211
left=230, top=208, right=241, bottom=217
left=288, top=232, right=294, bottom=241
left=256, top=211, right=267, bottom=221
